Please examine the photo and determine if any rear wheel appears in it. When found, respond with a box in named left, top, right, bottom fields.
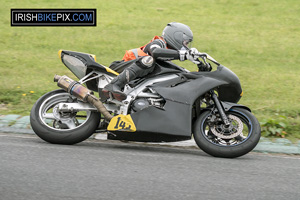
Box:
left=30, top=89, right=101, bottom=144
left=193, top=107, right=261, bottom=158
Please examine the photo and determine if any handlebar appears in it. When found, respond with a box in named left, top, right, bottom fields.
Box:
left=196, top=52, right=220, bottom=66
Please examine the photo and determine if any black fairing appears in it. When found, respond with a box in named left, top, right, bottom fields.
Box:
left=131, top=100, right=191, bottom=137
left=150, top=66, right=242, bottom=105
left=130, top=63, right=243, bottom=137
left=107, top=131, right=191, bottom=142
left=189, top=65, right=242, bottom=103
left=149, top=64, right=242, bottom=105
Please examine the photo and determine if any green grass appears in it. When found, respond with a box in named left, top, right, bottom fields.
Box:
left=1, top=0, right=300, bottom=139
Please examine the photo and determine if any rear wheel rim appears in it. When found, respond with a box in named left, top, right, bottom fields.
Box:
left=38, top=93, right=91, bottom=131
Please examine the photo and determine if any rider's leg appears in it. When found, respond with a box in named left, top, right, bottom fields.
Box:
left=102, top=56, right=155, bottom=101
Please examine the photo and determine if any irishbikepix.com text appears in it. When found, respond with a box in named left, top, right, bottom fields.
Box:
left=11, top=9, right=96, bottom=26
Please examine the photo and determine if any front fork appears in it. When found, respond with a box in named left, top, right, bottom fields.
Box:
left=210, top=90, right=230, bottom=125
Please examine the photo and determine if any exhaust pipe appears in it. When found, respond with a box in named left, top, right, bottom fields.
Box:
left=54, top=75, right=113, bottom=121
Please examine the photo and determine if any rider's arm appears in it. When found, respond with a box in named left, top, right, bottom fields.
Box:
left=144, top=39, right=180, bottom=61
left=151, top=48, right=180, bottom=60
left=144, top=39, right=200, bottom=62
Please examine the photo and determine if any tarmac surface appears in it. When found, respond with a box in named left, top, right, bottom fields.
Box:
left=1, top=133, right=300, bottom=200
left=1, top=114, right=300, bottom=155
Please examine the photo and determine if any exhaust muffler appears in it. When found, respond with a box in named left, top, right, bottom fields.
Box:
left=54, top=75, right=113, bottom=121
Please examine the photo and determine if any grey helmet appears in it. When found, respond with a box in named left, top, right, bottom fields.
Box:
left=162, top=22, right=193, bottom=50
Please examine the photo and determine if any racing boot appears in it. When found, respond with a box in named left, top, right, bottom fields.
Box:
left=102, top=68, right=137, bottom=101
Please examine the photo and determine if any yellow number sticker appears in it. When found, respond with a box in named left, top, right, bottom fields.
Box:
left=107, top=115, right=136, bottom=132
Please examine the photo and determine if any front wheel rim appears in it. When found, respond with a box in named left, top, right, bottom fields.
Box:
left=201, top=109, right=253, bottom=147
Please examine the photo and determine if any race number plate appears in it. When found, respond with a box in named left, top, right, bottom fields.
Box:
left=107, top=115, right=136, bottom=132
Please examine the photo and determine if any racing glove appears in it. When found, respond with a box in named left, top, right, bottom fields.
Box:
left=179, top=48, right=200, bottom=64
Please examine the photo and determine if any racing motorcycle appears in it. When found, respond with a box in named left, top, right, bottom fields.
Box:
left=30, top=49, right=261, bottom=158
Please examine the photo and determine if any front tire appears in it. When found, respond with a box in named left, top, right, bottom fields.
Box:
left=30, top=89, right=101, bottom=144
left=193, top=107, right=261, bottom=158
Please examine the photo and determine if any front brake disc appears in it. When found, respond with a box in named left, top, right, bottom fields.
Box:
left=210, top=114, right=243, bottom=139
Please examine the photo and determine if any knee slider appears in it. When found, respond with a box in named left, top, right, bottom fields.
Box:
left=136, top=56, right=154, bottom=69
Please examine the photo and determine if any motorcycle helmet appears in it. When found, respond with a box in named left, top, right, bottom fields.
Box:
left=162, top=22, right=193, bottom=50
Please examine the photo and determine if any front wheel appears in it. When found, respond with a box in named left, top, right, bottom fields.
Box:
left=193, top=107, right=261, bottom=158
left=30, top=89, right=101, bottom=145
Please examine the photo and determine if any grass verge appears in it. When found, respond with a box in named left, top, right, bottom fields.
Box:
left=1, top=0, right=299, bottom=139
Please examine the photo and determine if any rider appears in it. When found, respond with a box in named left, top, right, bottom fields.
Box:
left=102, top=22, right=201, bottom=101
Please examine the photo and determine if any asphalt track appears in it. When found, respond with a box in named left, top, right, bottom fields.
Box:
left=1, top=133, right=300, bottom=200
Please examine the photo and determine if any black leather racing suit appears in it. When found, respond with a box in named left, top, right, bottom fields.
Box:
left=109, top=38, right=180, bottom=78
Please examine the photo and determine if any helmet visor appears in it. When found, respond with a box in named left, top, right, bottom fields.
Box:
left=183, top=40, right=192, bottom=49
left=182, top=33, right=193, bottom=49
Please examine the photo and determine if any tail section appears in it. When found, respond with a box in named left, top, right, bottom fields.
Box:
left=58, top=50, right=119, bottom=78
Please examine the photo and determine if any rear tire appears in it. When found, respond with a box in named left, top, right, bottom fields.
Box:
left=30, top=89, right=101, bottom=145
left=193, top=107, right=261, bottom=158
